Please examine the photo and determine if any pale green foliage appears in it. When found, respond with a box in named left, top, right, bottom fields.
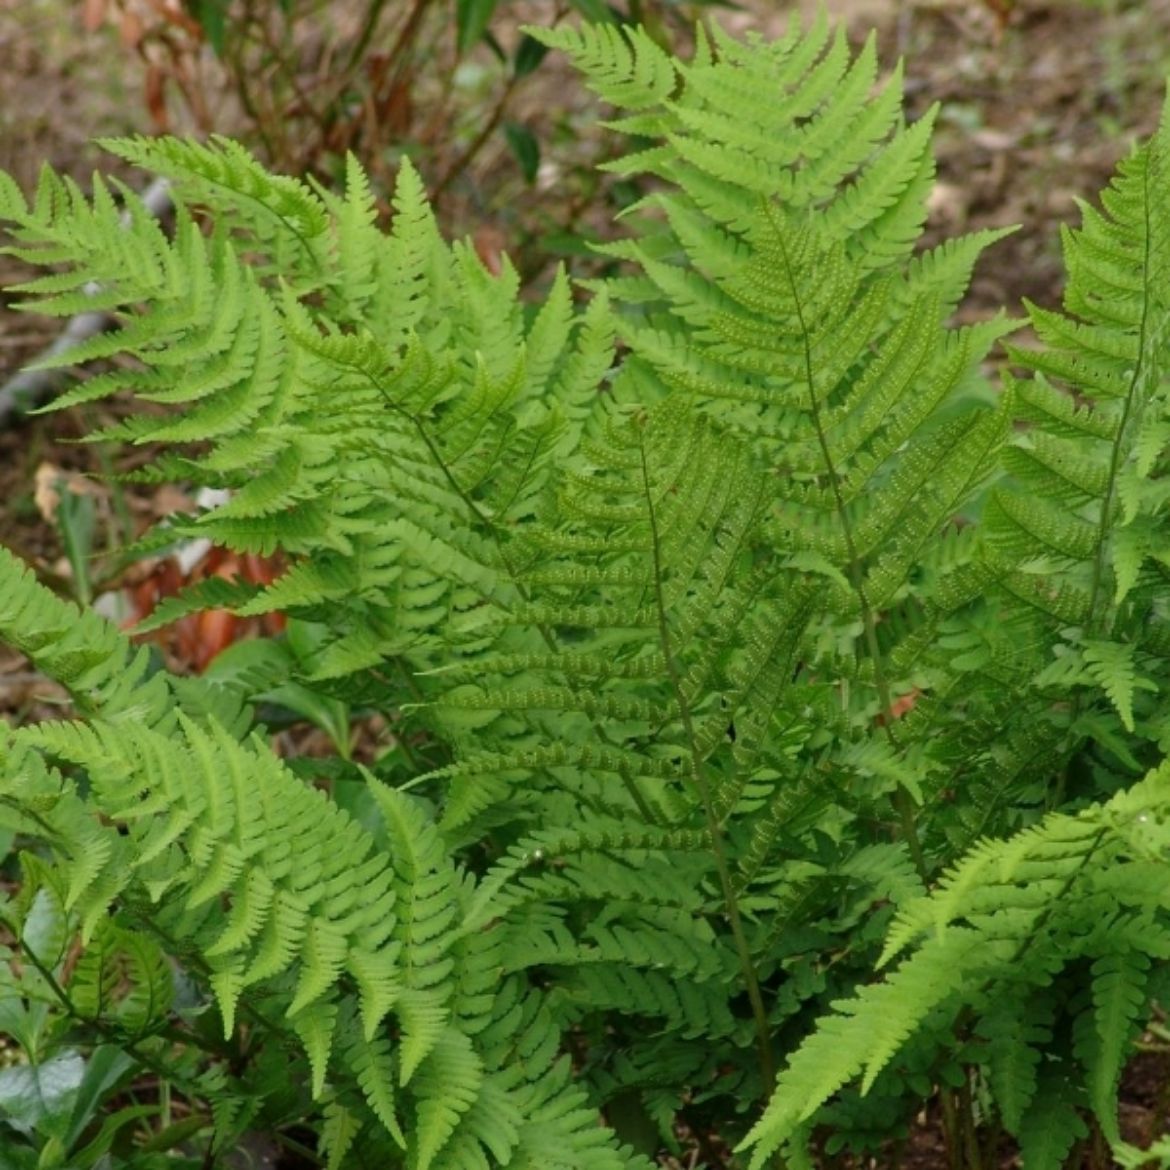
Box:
left=1, top=15, right=1170, bottom=1170
left=745, top=766, right=1170, bottom=1165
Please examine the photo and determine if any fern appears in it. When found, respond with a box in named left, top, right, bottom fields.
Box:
left=982, top=89, right=1170, bottom=762
left=4, top=14, right=1170, bottom=1169
left=742, top=760, right=1170, bottom=1166
left=1, top=140, right=609, bottom=699
left=532, top=13, right=1028, bottom=888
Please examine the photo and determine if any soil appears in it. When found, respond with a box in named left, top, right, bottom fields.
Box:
left=3, top=0, right=1170, bottom=1165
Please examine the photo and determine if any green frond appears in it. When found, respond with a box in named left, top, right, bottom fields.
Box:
left=742, top=928, right=984, bottom=1166
left=369, top=783, right=461, bottom=1078
left=318, top=151, right=381, bottom=313
left=548, top=14, right=1019, bottom=674
left=880, top=812, right=1105, bottom=964
left=512, top=1057, right=657, bottom=1169
left=991, top=89, right=1170, bottom=639
left=1085, top=946, right=1150, bottom=1143
left=423, top=397, right=819, bottom=856
left=0, top=546, right=163, bottom=719
left=0, top=545, right=249, bottom=733
left=410, top=1028, right=484, bottom=1170
left=744, top=757, right=1170, bottom=1165
left=291, top=999, right=340, bottom=1099
left=320, top=1097, right=361, bottom=1170
left=1083, top=639, right=1157, bottom=731
left=976, top=990, right=1051, bottom=1134
left=1, top=171, right=176, bottom=315
left=1014, top=1066, right=1088, bottom=1170
left=451, top=1076, right=520, bottom=1167
left=373, top=154, right=448, bottom=349
left=903, top=226, right=1018, bottom=311
left=102, top=134, right=330, bottom=284
left=341, top=1021, right=407, bottom=1149
left=563, top=962, right=736, bottom=1040
left=10, top=713, right=401, bottom=1041
left=467, top=825, right=709, bottom=932
left=526, top=22, right=678, bottom=112
left=0, top=141, right=616, bottom=693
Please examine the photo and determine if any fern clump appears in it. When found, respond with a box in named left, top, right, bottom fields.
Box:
left=2, top=14, right=1170, bottom=1170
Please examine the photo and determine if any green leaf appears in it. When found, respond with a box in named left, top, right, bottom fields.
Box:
left=261, top=680, right=352, bottom=760
left=1084, top=639, right=1156, bottom=733
left=20, top=888, right=66, bottom=970
left=0, top=1054, right=84, bottom=1137
left=1016, top=1069, right=1088, bottom=1170
left=188, top=0, right=228, bottom=55
left=513, top=34, right=549, bottom=78
left=321, top=1097, right=360, bottom=1170
left=503, top=122, right=541, bottom=184
left=55, top=481, right=97, bottom=608
left=136, top=1111, right=213, bottom=1153
left=70, top=1103, right=157, bottom=1168
left=62, top=1047, right=136, bottom=1150
left=456, top=0, right=499, bottom=54
left=0, top=997, right=45, bottom=1064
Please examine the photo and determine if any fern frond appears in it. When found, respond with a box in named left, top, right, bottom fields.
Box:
left=0, top=546, right=251, bottom=734
left=5, top=706, right=661, bottom=1164
left=0, top=141, right=619, bottom=702
left=744, top=756, right=1170, bottom=1166
left=102, top=134, right=330, bottom=286
left=9, top=714, right=401, bottom=1043
left=539, top=20, right=1021, bottom=835
left=1015, top=1064, right=1088, bottom=1170
left=410, top=1028, right=484, bottom=1170
left=1084, top=946, right=1150, bottom=1144
left=987, top=90, right=1170, bottom=727
left=369, top=783, right=461, bottom=1081
left=976, top=989, right=1052, bottom=1134
left=528, top=22, right=678, bottom=112
left=743, top=928, right=985, bottom=1166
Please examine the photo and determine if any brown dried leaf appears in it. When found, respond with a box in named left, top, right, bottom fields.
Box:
left=144, top=62, right=169, bottom=132
left=118, top=5, right=144, bottom=48
left=81, top=0, right=109, bottom=33
left=33, top=462, right=101, bottom=524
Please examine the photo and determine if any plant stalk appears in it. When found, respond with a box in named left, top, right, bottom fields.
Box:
left=764, top=202, right=930, bottom=886
left=637, top=430, right=778, bottom=1103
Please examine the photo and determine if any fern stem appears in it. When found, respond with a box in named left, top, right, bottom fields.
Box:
left=616, top=763, right=660, bottom=823
left=272, top=1133, right=325, bottom=1168
left=764, top=203, right=929, bottom=884
left=1086, top=154, right=1155, bottom=640
left=959, top=1071, right=982, bottom=1170
left=939, top=1089, right=963, bottom=1170
left=636, top=426, right=778, bottom=1101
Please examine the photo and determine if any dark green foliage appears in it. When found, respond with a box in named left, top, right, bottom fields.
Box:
left=2, top=14, right=1170, bottom=1169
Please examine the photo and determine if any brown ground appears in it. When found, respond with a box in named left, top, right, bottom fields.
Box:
left=2, top=0, right=1170, bottom=1165
left=5, top=0, right=1169, bottom=569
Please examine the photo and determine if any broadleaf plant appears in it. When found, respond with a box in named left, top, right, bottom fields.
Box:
left=2, top=12, right=1170, bottom=1168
